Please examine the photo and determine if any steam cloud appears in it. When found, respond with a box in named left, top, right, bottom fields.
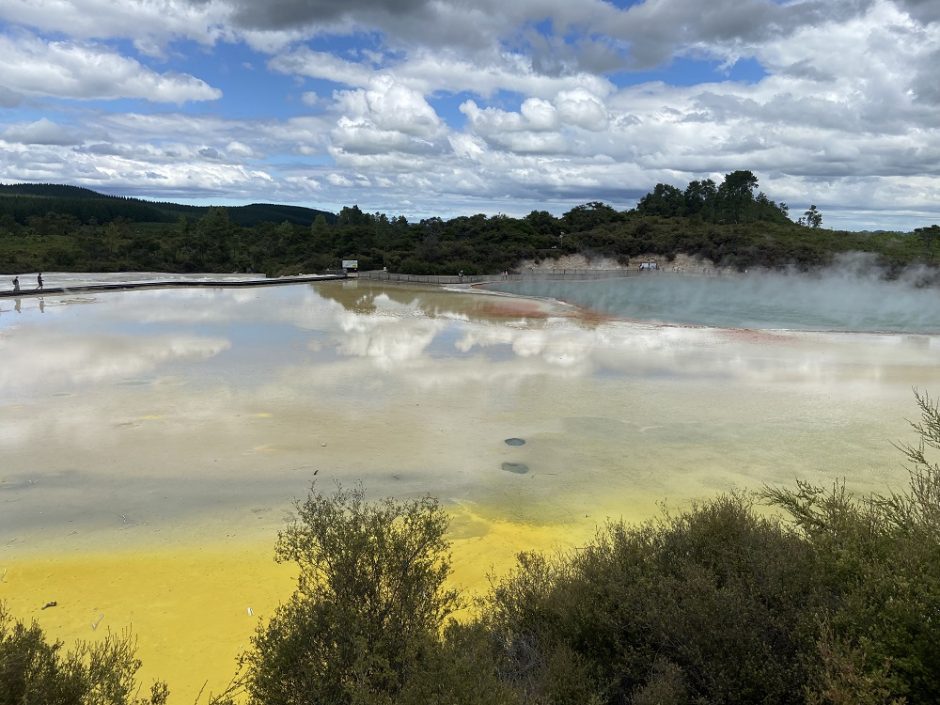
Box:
left=492, top=255, right=940, bottom=333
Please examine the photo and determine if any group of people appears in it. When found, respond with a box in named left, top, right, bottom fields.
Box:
left=10, top=273, right=42, bottom=293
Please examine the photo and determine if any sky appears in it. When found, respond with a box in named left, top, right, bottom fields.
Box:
left=0, top=0, right=938, bottom=231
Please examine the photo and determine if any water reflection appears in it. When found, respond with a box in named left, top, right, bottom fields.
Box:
left=1, top=280, right=938, bottom=558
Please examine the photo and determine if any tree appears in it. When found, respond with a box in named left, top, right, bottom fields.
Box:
left=524, top=210, right=559, bottom=236
left=238, top=484, right=461, bottom=705
left=914, top=224, right=940, bottom=249
left=803, top=205, right=823, bottom=228
left=717, top=170, right=759, bottom=223
left=636, top=185, right=684, bottom=217
left=338, top=205, right=369, bottom=227
left=562, top=202, right=620, bottom=232
left=683, top=179, right=718, bottom=218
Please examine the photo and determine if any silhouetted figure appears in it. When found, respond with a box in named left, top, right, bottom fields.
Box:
left=12, top=276, right=19, bottom=293
left=37, top=272, right=43, bottom=290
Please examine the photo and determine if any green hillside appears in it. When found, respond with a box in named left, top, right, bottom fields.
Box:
left=0, top=174, right=937, bottom=278
left=0, top=183, right=336, bottom=227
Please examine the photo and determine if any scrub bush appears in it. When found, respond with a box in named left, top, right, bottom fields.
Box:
left=224, top=392, right=940, bottom=704
left=232, top=484, right=517, bottom=705
left=767, top=390, right=940, bottom=704
left=0, top=607, right=168, bottom=705
left=482, top=495, right=821, bottom=705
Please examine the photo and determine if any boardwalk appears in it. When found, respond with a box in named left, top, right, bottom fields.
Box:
left=358, top=268, right=645, bottom=285
left=0, top=273, right=347, bottom=298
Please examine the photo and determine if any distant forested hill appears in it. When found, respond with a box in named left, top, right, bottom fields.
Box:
left=0, top=183, right=335, bottom=227
left=0, top=176, right=937, bottom=278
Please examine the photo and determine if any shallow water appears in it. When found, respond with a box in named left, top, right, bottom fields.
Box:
left=1, top=277, right=939, bottom=699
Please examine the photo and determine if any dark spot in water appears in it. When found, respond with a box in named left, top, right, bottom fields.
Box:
left=504, top=438, right=526, bottom=446
left=501, top=462, right=529, bottom=474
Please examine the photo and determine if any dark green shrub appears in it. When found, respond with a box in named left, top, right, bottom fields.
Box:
left=237, top=484, right=470, bottom=705
left=0, top=606, right=168, bottom=705
left=484, top=495, right=820, bottom=705
left=767, top=390, right=940, bottom=704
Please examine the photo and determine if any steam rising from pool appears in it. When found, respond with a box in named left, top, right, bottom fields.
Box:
left=490, top=266, right=940, bottom=333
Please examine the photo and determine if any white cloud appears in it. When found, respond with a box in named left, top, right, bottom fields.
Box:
left=328, top=76, right=446, bottom=158
left=327, top=173, right=353, bottom=187
left=0, top=33, right=221, bottom=102
left=0, top=0, right=226, bottom=49
left=0, top=0, right=937, bottom=228
left=271, top=45, right=615, bottom=99
left=269, top=48, right=375, bottom=86
left=555, top=89, right=608, bottom=131
left=2, top=118, right=81, bottom=146
left=335, top=76, right=442, bottom=138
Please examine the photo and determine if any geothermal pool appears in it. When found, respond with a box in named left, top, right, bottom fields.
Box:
left=1, top=275, right=939, bottom=699
left=489, top=269, right=940, bottom=333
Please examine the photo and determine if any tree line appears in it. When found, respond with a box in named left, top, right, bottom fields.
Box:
left=5, top=391, right=940, bottom=704
left=1, top=176, right=939, bottom=278
left=0, top=183, right=334, bottom=228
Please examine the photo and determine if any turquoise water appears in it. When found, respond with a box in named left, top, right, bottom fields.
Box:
left=488, top=272, right=940, bottom=333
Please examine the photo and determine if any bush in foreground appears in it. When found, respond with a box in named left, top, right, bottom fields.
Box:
left=227, top=484, right=516, bottom=705
left=228, top=392, right=940, bottom=704
left=9, top=394, right=940, bottom=704
left=482, top=392, right=940, bottom=704
left=0, top=607, right=168, bottom=705
left=483, top=494, right=822, bottom=704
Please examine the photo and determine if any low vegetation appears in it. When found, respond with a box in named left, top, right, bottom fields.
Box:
left=0, top=611, right=167, bottom=705
left=4, top=392, right=940, bottom=703
left=1, top=178, right=938, bottom=277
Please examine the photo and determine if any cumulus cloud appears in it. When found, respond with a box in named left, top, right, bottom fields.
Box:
left=0, top=0, right=938, bottom=228
left=0, top=0, right=226, bottom=50
left=327, top=76, right=446, bottom=158
left=327, top=173, right=353, bottom=187
left=555, top=89, right=608, bottom=131
left=0, top=33, right=221, bottom=102
left=335, top=76, right=442, bottom=138
left=2, top=118, right=82, bottom=146
left=459, top=88, right=607, bottom=155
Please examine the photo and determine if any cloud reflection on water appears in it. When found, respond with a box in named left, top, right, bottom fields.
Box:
left=0, top=329, right=229, bottom=393
left=1, top=280, right=940, bottom=556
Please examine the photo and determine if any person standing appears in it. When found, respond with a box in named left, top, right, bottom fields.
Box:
left=12, top=276, right=19, bottom=293
left=37, top=272, right=43, bottom=290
